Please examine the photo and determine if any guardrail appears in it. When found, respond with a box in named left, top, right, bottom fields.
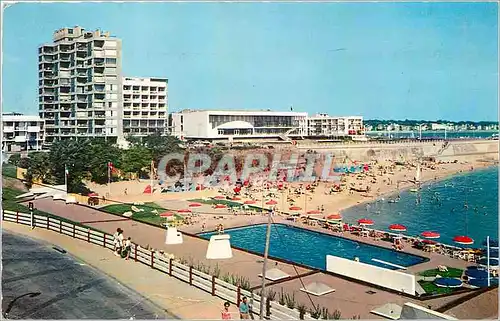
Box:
left=2, top=209, right=313, bottom=320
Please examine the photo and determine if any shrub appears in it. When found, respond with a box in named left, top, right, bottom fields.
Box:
left=297, top=303, right=307, bottom=320
left=278, top=288, right=286, bottom=305
left=285, top=292, right=296, bottom=309
left=309, top=304, right=321, bottom=319
left=212, top=264, right=221, bottom=278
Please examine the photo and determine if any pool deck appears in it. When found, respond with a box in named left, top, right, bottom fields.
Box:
left=26, top=199, right=491, bottom=319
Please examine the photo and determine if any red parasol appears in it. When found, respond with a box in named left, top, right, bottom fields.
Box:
left=189, top=203, right=202, bottom=208
left=389, top=224, right=407, bottom=232
left=289, top=206, right=302, bottom=211
left=357, top=218, right=374, bottom=226
left=160, top=212, right=174, bottom=217
left=88, top=192, right=99, bottom=197
left=234, top=187, right=241, bottom=193
left=327, top=214, right=342, bottom=220
left=177, top=209, right=192, bottom=213
left=266, top=200, right=278, bottom=205
left=453, top=235, right=474, bottom=245
left=422, top=239, right=437, bottom=245
left=214, top=195, right=226, bottom=200
left=307, top=210, right=321, bottom=215
left=421, top=231, right=440, bottom=239
left=244, top=200, right=256, bottom=205
left=215, top=204, right=227, bottom=209
left=232, top=197, right=241, bottom=201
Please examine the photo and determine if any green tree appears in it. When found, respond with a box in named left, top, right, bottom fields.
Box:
left=128, top=132, right=184, bottom=164
left=86, top=138, right=122, bottom=184
left=24, top=152, right=54, bottom=188
left=8, top=154, right=21, bottom=167
left=121, top=146, right=152, bottom=176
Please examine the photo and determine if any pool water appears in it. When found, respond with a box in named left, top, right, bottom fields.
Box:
left=199, top=224, right=427, bottom=270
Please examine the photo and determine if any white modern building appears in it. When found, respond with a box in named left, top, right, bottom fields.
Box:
left=307, top=113, right=365, bottom=137
left=38, top=26, right=123, bottom=144
left=2, top=113, right=45, bottom=152
left=122, top=77, right=168, bottom=136
left=170, top=110, right=308, bottom=141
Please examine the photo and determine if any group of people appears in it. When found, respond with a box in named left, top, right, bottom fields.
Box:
left=221, top=297, right=252, bottom=320
left=113, top=228, right=132, bottom=260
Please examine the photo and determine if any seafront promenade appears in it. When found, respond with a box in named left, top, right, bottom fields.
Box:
left=21, top=199, right=497, bottom=319
left=2, top=222, right=226, bottom=320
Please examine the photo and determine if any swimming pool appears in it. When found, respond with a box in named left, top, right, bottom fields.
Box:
left=198, top=224, right=427, bottom=270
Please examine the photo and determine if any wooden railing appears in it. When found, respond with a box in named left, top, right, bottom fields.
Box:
left=2, top=210, right=313, bottom=320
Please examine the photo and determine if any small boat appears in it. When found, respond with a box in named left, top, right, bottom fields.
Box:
left=409, top=188, right=419, bottom=193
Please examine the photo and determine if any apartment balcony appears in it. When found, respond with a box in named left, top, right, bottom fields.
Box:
left=27, top=126, right=41, bottom=132
left=93, top=77, right=105, bottom=83
left=3, top=126, right=14, bottom=133
left=14, top=136, right=27, bottom=143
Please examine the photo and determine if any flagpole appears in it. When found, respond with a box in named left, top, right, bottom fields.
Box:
left=108, top=162, right=111, bottom=197
left=150, top=160, right=154, bottom=194
left=487, top=236, right=491, bottom=287
left=64, top=164, right=68, bottom=193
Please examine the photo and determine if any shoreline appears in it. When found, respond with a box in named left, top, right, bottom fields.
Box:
left=342, top=163, right=498, bottom=214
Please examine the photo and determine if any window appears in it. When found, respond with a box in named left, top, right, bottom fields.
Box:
left=104, top=40, right=117, bottom=48
left=105, top=58, right=116, bottom=64
left=104, top=50, right=117, bottom=57
left=68, top=29, right=73, bottom=34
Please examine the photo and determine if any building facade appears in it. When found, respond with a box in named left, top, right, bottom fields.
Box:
left=170, top=110, right=308, bottom=141
left=122, top=77, right=168, bottom=136
left=307, top=114, right=365, bottom=137
left=2, top=113, right=45, bottom=152
left=38, top=26, right=123, bottom=144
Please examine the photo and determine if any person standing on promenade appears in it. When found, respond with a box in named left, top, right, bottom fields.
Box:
left=221, top=302, right=232, bottom=319
left=124, top=237, right=132, bottom=260
left=113, top=228, right=124, bottom=256
left=239, top=297, right=250, bottom=319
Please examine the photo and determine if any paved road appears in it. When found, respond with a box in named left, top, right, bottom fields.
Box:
left=2, top=231, right=175, bottom=319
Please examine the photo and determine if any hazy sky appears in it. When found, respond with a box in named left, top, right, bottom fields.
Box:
left=2, top=2, right=498, bottom=121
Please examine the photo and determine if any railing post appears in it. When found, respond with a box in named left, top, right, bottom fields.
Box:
left=2, top=210, right=4, bottom=220
left=150, top=251, right=154, bottom=268
left=73, top=224, right=76, bottom=238
left=16, top=211, right=19, bottom=223
left=169, top=258, right=173, bottom=276
left=134, top=245, right=138, bottom=262
left=59, top=220, right=62, bottom=234
left=189, top=266, right=193, bottom=285
left=87, top=228, right=90, bottom=243
left=212, top=275, right=216, bottom=296
left=46, top=216, right=49, bottom=229
left=103, top=234, right=106, bottom=248
left=237, top=286, right=241, bottom=305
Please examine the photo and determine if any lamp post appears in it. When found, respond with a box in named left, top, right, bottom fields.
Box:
left=259, top=209, right=273, bottom=320
left=487, top=236, right=491, bottom=287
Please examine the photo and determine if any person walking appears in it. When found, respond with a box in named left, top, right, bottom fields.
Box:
left=221, top=302, right=232, bottom=320
left=124, top=237, right=132, bottom=260
left=239, top=297, right=250, bottom=319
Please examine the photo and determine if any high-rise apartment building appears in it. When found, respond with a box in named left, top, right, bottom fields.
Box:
left=122, top=77, right=168, bottom=136
left=38, top=26, right=123, bottom=144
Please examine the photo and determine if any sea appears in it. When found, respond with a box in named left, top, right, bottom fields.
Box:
left=341, top=165, right=499, bottom=246
left=367, top=130, right=498, bottom=140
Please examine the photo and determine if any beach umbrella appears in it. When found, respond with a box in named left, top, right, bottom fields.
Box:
left=389, top=224, right=407, bottom=232
left=177, top=208, right=192, bottom=213
left=326, top=214, right=342, bottom=221
left=478, top=257, right=499, bottom=267
left=189, top=203, right=202, bottom=208
left=453, top=235, right=474, bottom=245
left=88, top=192, right=99, bottom=197
left=244, top=200, right=256, bottom=205
left=266, top=200, right=278, bottom=205
left=421, top=231, right=440, bottom=239
left=214, top=195, right=226, bottom=200
left=307, top=210, right=321, bottom=215
left=160, top=212, right=174, bottom=218
left=357, top=218, right=374, bottom=226
left=422, top=239, right=437, bottom=245
left=232, top=196, right=241, bottom=201
left=289, top=206, right=302, bottom=211
left=468, top=278, right=499, bottom=288
left=215, top=204, right=227, bottom=209
left=465, top=268, right=492, bottom=279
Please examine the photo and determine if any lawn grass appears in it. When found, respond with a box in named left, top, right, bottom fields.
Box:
left=418, top=267, right=464, bottom=278
left=418, top=281, right=455, bottom=295
left=189, top=198, right=243, bottom=207
left=101, top=202, right=182, bottom=226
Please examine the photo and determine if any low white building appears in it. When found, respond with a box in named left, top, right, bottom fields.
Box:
left=122, top=77, right=168, bottom=136
left=170, top=109, right=308, bottom=141
left=2, top=113, right=45, bottom=152
left=307, top=113, right=365, bottom=137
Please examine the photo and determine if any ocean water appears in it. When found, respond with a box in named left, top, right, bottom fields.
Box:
left=341, top=166, right=499, bottom=246
left=367, top=130, right=497, bottom=139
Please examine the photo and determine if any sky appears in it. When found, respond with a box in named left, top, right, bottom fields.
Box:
left=2, top=2, right=498, bottom=121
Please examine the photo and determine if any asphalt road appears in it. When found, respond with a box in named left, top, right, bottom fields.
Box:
left=2, top=231, right=175, bottom=319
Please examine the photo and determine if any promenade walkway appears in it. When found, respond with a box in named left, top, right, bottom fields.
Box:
left=26, top=198, right=484, bottom=318
left=3, top=222, right=227, bottom=320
